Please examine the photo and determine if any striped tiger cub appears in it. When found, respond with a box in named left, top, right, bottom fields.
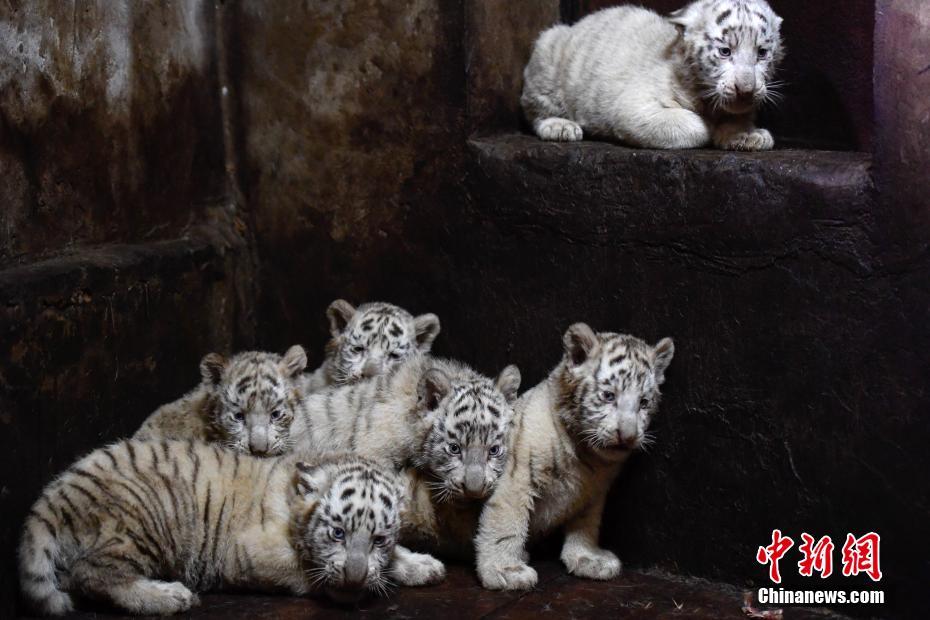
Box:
left=134, top=345, right=309, bottom=456
left=302, top=300, right=442, bottom=393
left=291, top=352, right=522, bottom=503
left=19, top=440, right=445, bottom=615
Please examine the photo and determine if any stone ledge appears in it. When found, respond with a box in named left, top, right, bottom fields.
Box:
left=467, top=134, right=875, bottom=276
left=0, top=229, right=240, bottom=303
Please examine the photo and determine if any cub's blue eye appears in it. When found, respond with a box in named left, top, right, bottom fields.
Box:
left=447, top=443, right=461, bottom=455
left=719, top=47, right=732, bottom=57
left=270, top=409, right=283, bottom=420
left=373, top=535, right=387, bottom=547
left=351, top=345, right=365, bottom=354
left=757, top=48, right=769, bottom=59
left=489, top=445, right=501, bottom=457
left=602, top=391, right=615, bottom=403
left=233, top=411, right=245, bottom=421
left=331, top=527, right=345, bottom=540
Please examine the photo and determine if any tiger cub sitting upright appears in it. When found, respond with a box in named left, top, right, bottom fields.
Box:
left=302, top=300, right=441, bottom=393
left=133, top=345, right=308, bottom=456
left=19, top=441, right=444, bottom=615
left=475, top=324, right=674, bottom=589
left=522, top=0, right=784, bottom=150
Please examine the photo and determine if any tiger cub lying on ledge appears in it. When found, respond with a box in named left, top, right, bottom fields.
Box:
left=522, top=0, right=784, bottom=150
left=19, top=442, right=443, bottom=615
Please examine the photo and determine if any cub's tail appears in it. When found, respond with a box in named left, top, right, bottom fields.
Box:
left=19, top=505, right=74, bottom=615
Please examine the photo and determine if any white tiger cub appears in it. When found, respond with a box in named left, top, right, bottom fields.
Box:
left=522, top=0, right=784, bottom=150
left=475, top=324, right=674, bottom=590
left=302, top=300, right=441, bottom=392
left=133, top=346, right=308, bottom=456
left=19, top=440, right=444, bottom=615
left=292, top=352, right=521, bottom=503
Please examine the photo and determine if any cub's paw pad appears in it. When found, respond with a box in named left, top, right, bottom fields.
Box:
left=536, top=118, right=583, bottom=142
left=720, top=128, right=774, bottom=151
left=393, top=553, right=446, bottom=586
left=562, top=548, right=622, bottom=580
left=479, top=561, right=538, bottom=590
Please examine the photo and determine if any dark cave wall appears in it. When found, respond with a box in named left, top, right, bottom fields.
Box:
left=874, top=0, right=930, bottom=241
left=0, top=0, right=229, bottom=264
left=0, top=2, right=249, bottom=615
left=230, top=0, right=471, bottom=363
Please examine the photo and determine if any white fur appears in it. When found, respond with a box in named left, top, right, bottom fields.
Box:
left=475, top=327, right=674, bottom=590
left=522, top=0, right=783, bottom=150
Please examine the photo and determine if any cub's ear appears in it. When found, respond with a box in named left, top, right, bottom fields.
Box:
left=295, top=461, right=331, bottom=500
left=653, top=338, right=675, bottom=385
left=495, top=365, right=521, bottom=403
left=280, top=345, right=308, bottom=378
left=413, top=313, right=441, bottom=352
left=418, top=368, right=452, bottom=411
left=326, top=299, right=356, bottom=338
left=563, top=323, right=598, bottom=366
left=200, top=353, right=227, bottom=386
left=667, top=6, right=696, bottom=34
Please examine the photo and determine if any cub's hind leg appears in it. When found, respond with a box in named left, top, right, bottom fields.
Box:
left=522, top=25, right=583, bottom=143
left=618, top=103, right=711, bottom=150
left=68, top=557, right=199, bottom=615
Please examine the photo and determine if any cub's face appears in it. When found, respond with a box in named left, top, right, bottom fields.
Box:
left=202, top=345, right=307, bottom=456
left=325, top=300, right=441, bottom=386
left=670, top=0, right=784, bottom=114
left=416, top=364, right=520, bottom=501
left=294, top=460, right=404, bottom=603
left=560, top=324, right=674, bottom=461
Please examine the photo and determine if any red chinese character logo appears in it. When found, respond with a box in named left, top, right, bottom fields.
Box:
left=756, top=529, right=795, bottom=583
left=841, top=532, right=882, bottom=582
left=798, top=533, right=834, bottom=578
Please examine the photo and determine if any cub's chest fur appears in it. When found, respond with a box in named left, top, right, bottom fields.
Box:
left=527, top=437, right=621, bottom=536
left=513, top=381, right=621, bottom=535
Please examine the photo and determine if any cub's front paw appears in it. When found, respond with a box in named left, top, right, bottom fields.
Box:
left=561, top=547, right=622, bottom=580
left=536, top=117, right=583, bottom=142
left=141, top=581, right=200, bottom=615
left=478, top=559, right=538, bottom=590
left=392, top=551, right=447, bottom=586
left=717, top=127, right=774, bottom=151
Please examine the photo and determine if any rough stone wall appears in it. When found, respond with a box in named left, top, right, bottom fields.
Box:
left=874, top=0, right=930, bottom=240
left=465, top=0, right=561, bottom=133
left=0, top=2, right=250, bottom=615
left=0, top=0, right=227, bottom=263
left=229, top=0, right=470, bottom=359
